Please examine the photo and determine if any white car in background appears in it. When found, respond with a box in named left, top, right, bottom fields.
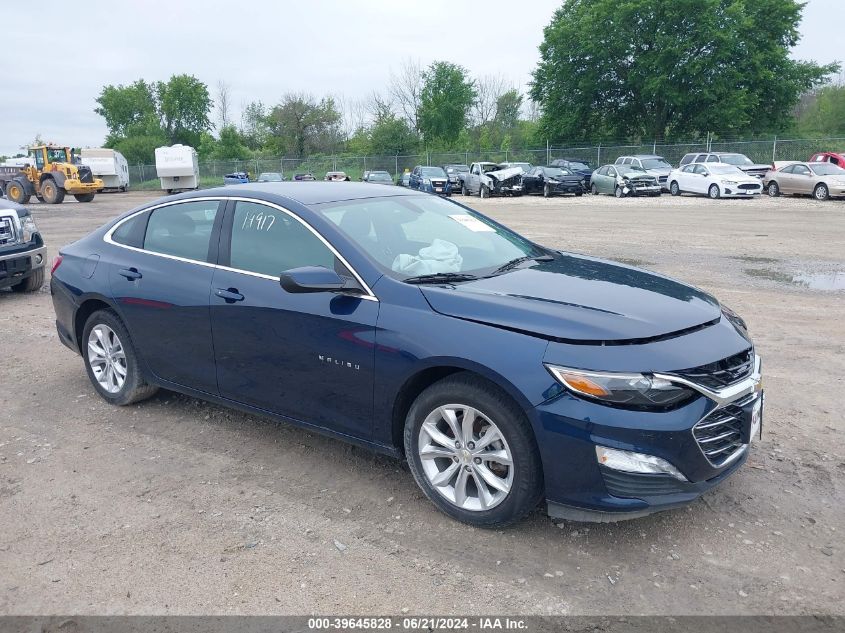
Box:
left=668, top=163, right=763, bottom=199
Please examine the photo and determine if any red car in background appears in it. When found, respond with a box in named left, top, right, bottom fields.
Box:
left=809, top=152, right=845, bottom=168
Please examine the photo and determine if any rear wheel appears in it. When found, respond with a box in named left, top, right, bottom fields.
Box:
left=82, top=310, right=158, bottom=406
left=814, top=183, right=829, bottom=201
left=404, top=373, right=543, bottom=528
left=41, top=178, right=65, bottom=204
left=74, top=193, right=95, bottom=202
left=670, top=181, right=680, bottom=196
left=767, top=181, right=780, bottom=197
left=708, top=184, right=721, bottom=199
left=5, top=180, right=30, bottom=204
left=11, top=267, right=44, bottom=293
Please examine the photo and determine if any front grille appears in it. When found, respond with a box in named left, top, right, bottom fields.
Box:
left=0, top=216, right=17, bottom=246
left=600, top=467, right=689, bottom=498
left=658, top=175, right=668, bottom=183
left=431, top=179, right=446, bottom=187
left=500, top=175, right=522, bottom=187
left=739, top=183, right=759, bottom=190
left=693, top=393, right=755, bottom=466
left=674, top=348, right=753, bottom=390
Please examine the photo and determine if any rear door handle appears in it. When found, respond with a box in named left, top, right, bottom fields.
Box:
left=118, top=267, right=142, bottom=280
left=214, top=287, right=244, bottom=303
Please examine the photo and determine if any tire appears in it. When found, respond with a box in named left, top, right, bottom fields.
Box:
left=5, top=180, right=30, bottom=204
left=670, top=181, right=680, bottom=196
left=543, top=184, right=551, bottom=198
left=575, top=191, right=583, bottom=197
left=479, top=185, right=489, bottom=199
left=461, top=182, right=468, bottom=196
left=74, top=193, right=95, bottom=202
left=767, top=181, right=779, bottom=197
left=614, top=185, right=624, bottom=198
left=41, top=178, right=65, bottom=204
left=403, top=373, right=543, bottom=528
left=708, top=184, right=720, bottom=199
left=82, top=309, right=158, bottom=406
left=590, top=184, right=598, bottom=195
left=814, top=183, right=829, bottom=201
left=10, top=267, right=44, bottom=293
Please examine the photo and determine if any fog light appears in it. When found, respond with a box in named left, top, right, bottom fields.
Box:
left=35, top=254, right=43, bottom=265
left=595, top=446, right=687, bottom=481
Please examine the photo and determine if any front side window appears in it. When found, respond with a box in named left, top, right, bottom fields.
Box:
left=794, top=165, right=811, bottom=176
left=317, top=195, right=541, bottom=278
left=229, top=201, right=336, bottom=277
left=143, top=200, right=220, bottom=262
left=681, top=165, right=695, bottom=173
left=693, top=164, right=709, bottom=175
left=608, top=167, right=617, bottom=177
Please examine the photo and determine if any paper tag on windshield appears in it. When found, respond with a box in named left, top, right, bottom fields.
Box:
left=449, top=214, right=495, bottom=232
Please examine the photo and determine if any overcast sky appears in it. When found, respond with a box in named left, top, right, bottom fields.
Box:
left=1, top=0, right=841, bottom=157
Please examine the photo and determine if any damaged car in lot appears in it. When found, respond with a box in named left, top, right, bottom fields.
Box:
left=51, top=182, right=763, bottom=527
left=590, top=164, right=662, bottom=197
left=521, top=166, right=584, bottom=197
left=461, top=162, right=523, bottom=198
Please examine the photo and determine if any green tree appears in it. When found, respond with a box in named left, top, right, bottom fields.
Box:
left=156, top=74, right=213, bottom=146
left=95, top=80, right=157, bottom=138
left=266, top=93, right=342, bottom=157
left=214, top=125, right=252, bottom=160
left=417, top=62, right=476, bottom=143
left=530, top=0, right=839, bottom=141
left=795, top=84, right=845, bottom=136
left=494, top=89, right=523, bottom=131
left=368, top=114, right=419, bottom=155
left=240, top=101, right=270, bottom=150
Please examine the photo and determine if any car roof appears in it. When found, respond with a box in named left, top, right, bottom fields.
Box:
left=178, top=182, right=422, bottom=206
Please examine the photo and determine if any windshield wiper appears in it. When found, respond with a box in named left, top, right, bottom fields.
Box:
left=403, top=272, right=478, bottom=285
left=493, top=254, right=554, bottom=274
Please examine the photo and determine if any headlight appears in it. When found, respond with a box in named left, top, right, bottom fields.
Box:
left=423, top=178, right=431, bottom=185
left=721, top=304, right=748, bottom=334
left=721, top=179, right=738, bottom=185
left=545, top=365, right=696, bottom=409
left=21, top=215, right=38, bottom=243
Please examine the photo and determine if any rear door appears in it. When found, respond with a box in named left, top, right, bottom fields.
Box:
left=107, top=198, right=223, bottom=394
left=209, top=199, right=378, bottom=437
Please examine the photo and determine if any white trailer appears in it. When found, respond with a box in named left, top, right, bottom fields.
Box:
left=2, top=157, right=34, bottom=168
left=155, top=144, right=199, bottom=193
left=80, top=148, right=130, bottom=191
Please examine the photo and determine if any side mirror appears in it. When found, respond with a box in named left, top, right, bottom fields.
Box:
left=279, top=266, right=349, bottom=294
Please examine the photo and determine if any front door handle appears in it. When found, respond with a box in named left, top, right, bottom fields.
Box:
left=118, top=267, right=142, bottom=280
left=214, top=287, right=244, bottom=303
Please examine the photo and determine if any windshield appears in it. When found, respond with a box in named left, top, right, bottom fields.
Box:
left=718, top=154, right=754, bottom=166
left=445, top=165, right=469, bottom=173
left=641, top=158, right=671, bottom=170
left=507, top=163, right=531, bottom=172
left=258, top=173, right=282, bottom=181
left=710, top=165, right=745, bottom=176
left=43, top=148, right=69, bottom=163
left=420, top=167, right=446, bottom=178
left=316, top=195, right=541, bottom=278
left=545, top=168, right=571, bottom=177
left=368, top=172, right=393, bottom=182
left=810, top=163, right=845, bottom=176
left=621, top=165, right=646, bottom=173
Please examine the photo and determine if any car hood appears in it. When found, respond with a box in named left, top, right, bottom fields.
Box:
left=484, top=167, right=524, bottom=182
left=419, top=254, right=721, bottom=343
left=620, top=170, right=656, bottom=180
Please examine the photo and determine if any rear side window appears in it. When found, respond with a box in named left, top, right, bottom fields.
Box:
left=143, top=200, right=220, bottom=262
left=228, top=201, right=337, bottom=277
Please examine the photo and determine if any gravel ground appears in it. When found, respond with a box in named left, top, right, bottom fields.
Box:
left=0, top=190, right=843, bottom=616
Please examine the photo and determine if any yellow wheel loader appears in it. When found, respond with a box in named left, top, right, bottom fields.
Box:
left=0, top=145, right=103, bottom=204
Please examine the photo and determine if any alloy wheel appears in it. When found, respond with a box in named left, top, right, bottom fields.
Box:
left=87, top=324, right=128, bottom=394
left=417, top=404, right=514, bottom=512
left=814, top=184, right=829, bottom=201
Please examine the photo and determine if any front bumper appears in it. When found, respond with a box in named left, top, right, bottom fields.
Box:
left=64, top=179, right=103, bottom=194
left=549, top=182, right=584, bottom=195
left=536, top=355, right=763, bottom=521
left=626, top=183, right=662, bottom=196
left=0, top=244, right=47, bottom=288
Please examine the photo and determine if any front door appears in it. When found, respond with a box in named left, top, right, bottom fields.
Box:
left=209, top=199, right=378, bottom=438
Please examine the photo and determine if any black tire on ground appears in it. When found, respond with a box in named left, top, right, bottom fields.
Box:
left=11, top=267, right=44, bottom=293
left=814, top=183, right=829, bottom=201
left=575, top=191, right=583, bottom=197
left=479, top=185, right=489, bottom=199
left=614, top=185, right=624, bottom=198
left=74, top=193, right=96, bottom=202
left=5, top=180, right=30, bottom=204
left=461, top=182, right=468, bottom=195
left=670, top=181, right=681, bottom=196
left=708, top=184, right=721, bottom=199
left=403, top=372, right=543, bottom=528
left=543, top=184, right=551, bottom=198
left=768, top=181, right=780, bottom=197
left=41, top=178, right=65, bottom=204
left=82, top=309, right=159, bottom=406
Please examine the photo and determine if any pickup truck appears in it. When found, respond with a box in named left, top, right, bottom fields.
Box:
left=461, top=162, right=523, bottom=198
left=0, top=200, right=46, bottom=292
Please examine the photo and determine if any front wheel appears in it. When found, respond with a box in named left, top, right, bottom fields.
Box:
left=74, top=193, right=95, bottom=202
left=11, top=267, right=44, bottom=293
left=614, top=185, right=625, bottom=198
left=404, top=373, right=543, bottom=528
left=41, top=178, right=65, bottom=204
left=543, top=184, right=551, bottom=198
left=461, top=182, right=468, bottom=195
left=590, top=184, right=598, bottom=195
left=670, top=181, right=680, bottom=196
left=82, top=310, right=158, bottom=406
left=479, top=185, right=489, bottom=199
left=814, top=183, right=829, bottom=201
left=708, top=184, right=721, bottom=199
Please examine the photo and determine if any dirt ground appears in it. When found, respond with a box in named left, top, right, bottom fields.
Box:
left=0, top=190, right=842, bottom=616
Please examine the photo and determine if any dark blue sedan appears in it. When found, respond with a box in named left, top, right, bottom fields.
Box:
left=51, top=183, right=763, bottom=526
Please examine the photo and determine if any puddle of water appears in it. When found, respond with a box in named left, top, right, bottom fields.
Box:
left=730, top=255, right=781, bottom=264
left=792, top=271, right=845, bottom=290
left=744, top=268, right=845, bottom=290
left=611, top=257, right=654, bottom=267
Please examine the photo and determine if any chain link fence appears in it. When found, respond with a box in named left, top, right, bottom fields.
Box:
left=126, top=137, right=845, bottom=191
